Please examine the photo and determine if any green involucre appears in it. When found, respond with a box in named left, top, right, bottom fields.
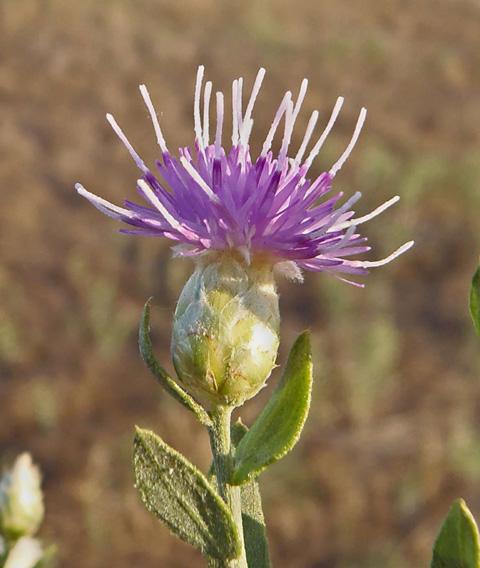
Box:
left=171, top=256, right=280, bottom=409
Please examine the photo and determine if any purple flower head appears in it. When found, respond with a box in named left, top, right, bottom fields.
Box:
left=76, top=66, right=413, bottom=286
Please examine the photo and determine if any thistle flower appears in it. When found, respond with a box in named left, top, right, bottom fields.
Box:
left=76, top=66, right=413, bottom=286
left=76, top=67, right=413, bottom=408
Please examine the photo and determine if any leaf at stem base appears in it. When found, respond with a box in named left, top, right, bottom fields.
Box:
left=133, top=427, right=240, bottom=561
left=232, top=420, right=270, bottom=567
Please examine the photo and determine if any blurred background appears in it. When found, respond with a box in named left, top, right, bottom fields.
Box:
left=1, top=0, right=480, bottom=566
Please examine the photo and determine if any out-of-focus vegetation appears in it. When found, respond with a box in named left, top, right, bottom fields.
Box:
left=1, top=0, right=479, bottom=566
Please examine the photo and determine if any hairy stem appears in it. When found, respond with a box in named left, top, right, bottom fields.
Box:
left=208, top=406, right=247, bottom=568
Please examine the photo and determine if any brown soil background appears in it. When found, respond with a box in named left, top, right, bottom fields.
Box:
left=1, top=1, right=480, bottom=566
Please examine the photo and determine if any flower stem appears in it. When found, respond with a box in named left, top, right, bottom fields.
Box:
left=208, top=406, right=248, bottom=568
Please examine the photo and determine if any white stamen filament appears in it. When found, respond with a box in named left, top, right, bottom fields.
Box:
left=202, top=81, right=212, bottom=146
left=261, top=92, right=292, bottom=156
left=330, top=107, right=367, bottom=177
left=239, top=68, right=266, bottom=146
left=335, top=275, right=366, bottom=288
left=106, top=113, right=148, bottom=172
left=75, top=183, right=135, bottom=218
left=243, top=118, right=254, bottom=147
left=180, top=156, right=220, bottom=203
left=324, top=225, right=358, bottom=252
left=271, top=79, right=309, bottom=171
left=215, top=91, right=224, bottom=158
left=237, top=77, right=244, bottom=131
left=139, top=85, right=168, bottom=154
left=194, top=65, right=205, bottom=146
left=330, top=191, right=363, bottom=221
left=309, top=191, right=363, bottom=235
left=232, top=79, right=239, bottom=145
left=278, top=98, right=295, bottom=170
left=332, top=195, right=400, bottom=231
left=137, top=179, right=183, bottom=229
left=295, top=110, right=319, bottom=164
left=290, top=78, right=308, bottom=133
left=349, top=240, right=415, bottom=268
left=261, top=91, right=292, bottom=157
left=304, top=97, right=345, bottom=169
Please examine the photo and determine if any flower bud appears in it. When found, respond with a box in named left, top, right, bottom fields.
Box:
left=172, top=255, right=280, bottom=409
left=4, top=537, right=43, bottom=568
left=0, top=454, right=44, bottom=538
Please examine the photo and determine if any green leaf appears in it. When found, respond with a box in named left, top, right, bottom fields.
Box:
left=133, top=427, right=240, bottom=561
left=231, top=331, right=312, bottom=485
left=35, top=545, right=58, bottom=568
left=431, top=498, right=480, bottom=568
left=231, top=421, right=271, bottom=568
left=240, top=476, right=270, bottom=568
left=470, top=266, right=480, bottom=336
left=139, top=299, right=211, bottom=426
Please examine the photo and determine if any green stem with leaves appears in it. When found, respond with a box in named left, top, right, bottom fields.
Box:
left=208, top=406, right=248, bottom=568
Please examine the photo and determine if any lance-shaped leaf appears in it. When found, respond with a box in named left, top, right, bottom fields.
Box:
left=133, top=427, right=241, bottom=561
left=139, top=299, right=211, bottom=426
left=431, top=498, right=480, bottom=568
left=231, top=421, right=270, bottom=568
left=36, top=544, right=57, bottom=568
left=470, top=266, right=480, bottom=336
left=231, top=332, right=312, bottom=485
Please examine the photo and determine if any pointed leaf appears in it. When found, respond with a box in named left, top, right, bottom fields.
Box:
left=35, top=544, right=57, bottom=568
left=231, top=332, right=312, bottom=485
left=133, top=427, right=240, bottom=560
left=139, top=299, right=211, bottom=426
left=470, top=266, right=480, bottom=336
left=240, top=476, right=270, bottom=568
left=231, top=421, right=271, bottom=568
left=431, top=498, right=480, bottom=568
